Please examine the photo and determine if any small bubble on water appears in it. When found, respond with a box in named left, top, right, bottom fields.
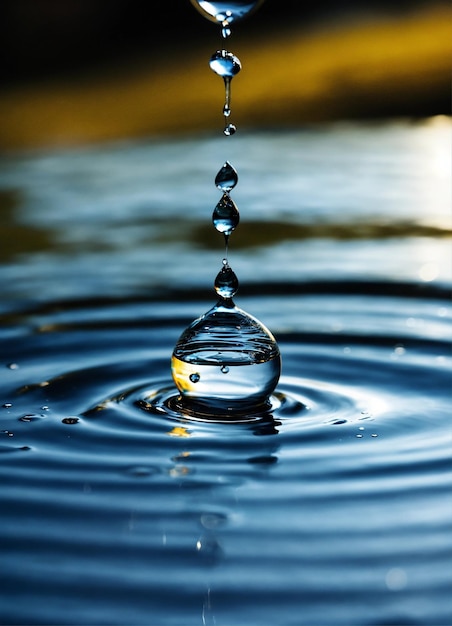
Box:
left=2, top=403, right=12, bottom=409
left=371, top=433, right=378, bottom=438
left=224, top=123, right=237, bottom=136
left=7, top=363, right=19, bottom=370
left=358, top=426, right=365, bottom=431
left=190, top=373, right=201, bottom=383
left=62, top=417, right=79, bottom=425
left=221, top=365, right=229, bottom=374
left=356, top=433, right=363, bottom=438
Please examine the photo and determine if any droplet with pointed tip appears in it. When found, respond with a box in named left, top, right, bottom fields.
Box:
left=215, top=161, right=238, bottom=192
left=209, top=50, right=241, bottom=78
left=215, top=264, right=239, bottom=299
left=213, top=193, right=239, bottom=235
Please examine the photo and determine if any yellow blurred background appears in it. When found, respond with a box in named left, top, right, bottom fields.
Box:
left=0, top=0, right=449, bottom=151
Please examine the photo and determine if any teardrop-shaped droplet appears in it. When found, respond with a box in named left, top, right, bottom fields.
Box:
left=224, top=123, right=237, bottom=136
left=189, top=1, right=265, bottom=26
left=215, top=161, right=238, bottom=192
left=214, top=264, right=239, bottom=299
left=213, top=193, right=239, bottom=235
left=209, top=50, right=241, bottom=78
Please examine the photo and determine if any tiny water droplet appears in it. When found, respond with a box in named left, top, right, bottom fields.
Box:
left=209, top=50, right=241, bottom=78
left=224, top=123, right=237, bottom=136
left=356, top=433, right=363, bottom=438
left=213, top=193, right=239, bottom=235
left=7, top=363, right=19, bottom=370
left=215, top=161, right=238, bottom=192
left=358, top=426, right=365, bottom=431
left=215, top=264, right=239, bottom=299
left=221, top=365, right=229, bottom=374
left=190, top=373, right=201, bottom=383
left=223, top=104, right=231, bottom=117
left=222, top=25, right=231, bottom=38
left=2, top=403, right=12, bottom=408
left=62, top=417, right=79, bottom=425
left=371, top=433, right=378, bottom=438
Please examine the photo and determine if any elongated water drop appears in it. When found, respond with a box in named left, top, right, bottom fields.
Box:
left=213, top=193, right=239, bottom=235
left=215, top=161, right=238, bottom=192
left=215, top=263, right=239, bottom=299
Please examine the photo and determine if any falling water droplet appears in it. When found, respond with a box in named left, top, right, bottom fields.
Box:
left=215, top=161, right=238, bottom=192
left=221, top=365, right=230, bottom=374
left=214, top=264, right=239, bottom=299
left=213, top=193, right=240, bottom=235
left=209, top=50, right=241, bottom=78
left=223, top=123, right=237, bottom=136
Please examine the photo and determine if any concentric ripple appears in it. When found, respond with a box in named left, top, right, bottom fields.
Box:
left=0, top=288, right=451, bottom=626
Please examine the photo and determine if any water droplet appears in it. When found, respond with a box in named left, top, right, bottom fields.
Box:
left=6, top=363, right=19, bottom=370
left=213, top=193, right=239, bottom=235
left=371, top=433, right=378, bottom=438
left=221, top=365, right=229, bottom=374
left=190, top=373, right=201, bottom=383
left=2, top=403, right=12, bottom=408
left=215, top=264, right=239, bottom=299
left=224, top=123, right=237, bottom=136
left=215, top=161, right=238, bottom=192
left=223, top=104, right=231, bottom=117
left=356, top=433, right=363, bottom=438
left=62, top=417, right=79, bottom=425
left=222, top=25, right=232, bottom=38
left=171, top=301, right=281, bottom=413
left=190, top=1, right=265, bottom=28
left=209, top=50, right=241, bottom=78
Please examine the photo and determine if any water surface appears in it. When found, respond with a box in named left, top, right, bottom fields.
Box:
left=0, top=119, right=451, bottom=625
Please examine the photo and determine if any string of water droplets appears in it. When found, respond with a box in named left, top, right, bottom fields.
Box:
left=170, top=1, right=280, bottom=414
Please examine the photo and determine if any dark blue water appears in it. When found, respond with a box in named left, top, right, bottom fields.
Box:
left=0, top=119, right=451, bottom=625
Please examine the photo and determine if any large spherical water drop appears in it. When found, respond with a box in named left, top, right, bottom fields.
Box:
left=189, top=1, right=265, bottom=28
left=171, top=299, right=281, bottom=414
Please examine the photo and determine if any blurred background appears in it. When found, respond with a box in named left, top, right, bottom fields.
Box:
left=0, top=0, right=450, bottom=150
